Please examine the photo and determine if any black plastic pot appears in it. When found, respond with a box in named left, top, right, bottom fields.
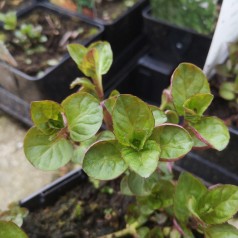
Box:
left=0, top=35, right=147, bottom=127
left=20, top=165, right=203, bottom=238
left=176, top=149, right=238, bottom=186
left=142, top=7, right=212, bottom=68
left=0, top=2, right=103, bottom=104
left=106, top=53, right=175, bottom=105
left=45, top=0, right=148, bottom=57
left=20, top=169, right=87, bottom=211
left=179, top=128, right=238, bottom=185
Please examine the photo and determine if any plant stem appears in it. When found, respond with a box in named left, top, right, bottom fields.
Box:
left=93, top=74, right=104, bottom=100
left=98, top=222, right=139, bottom=238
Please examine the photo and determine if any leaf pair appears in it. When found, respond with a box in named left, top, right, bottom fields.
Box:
left=83, top=94, right=193, bottom=180
left=170, top=63, right=230, bottom=151
left=67, top=41, right=113, bottom=80
left=24, top=92, right=103, bottom=170
left=174, top=172, right=238, bottom=237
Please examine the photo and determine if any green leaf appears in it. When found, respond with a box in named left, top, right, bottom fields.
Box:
left=189, top=116, right=230, bottom=151
left=24, top=127, right=73, bottom=170
left=121, top=140, right=160, bottom=178
left=205, top=224, right=238, bottom=238
left=0, top=221, right=28, bottom=238
left=151, top=179, right=175, bottom=208
left=149, top=105, right=167, bottom=126
left=171, top=63, right=210, bottom=115
left=104, top=96, right=118, bottom=115
left=88, top=41, right=113, bottom=76
left=197, top=185, right=238, bottom=224
left=186, top=127, right=209, bottom=149
left=71, top=137, right=96, bottom=164
left=67, top=43, right=87, bottom=67
left=146, top=227, right=164, bottom=238
left=120, top=175, right=133, bottom=196
left=183, top=93, right=213, bottom=123
left=112, top=95, right=155, bottom=150
left=174, top=172, right=207, bottom=223
left=165, top=110, right=179, bottom=124
left=72, top=131, right=115, bottom=164
left=219, top=82, right=236, bottom=101
left=80, top=47, right=99, bottom=78
left=150, top=124, right=193, bottom=161
left=68, top=42, right=112, bottom=79
left=70, top=77, right=95, bottom=90
left=83, top=140, right=127, bottom=180
left=127, top=171, right=159, bottom=196
left=31, top=101, right=64, bottom=135
left=62, top=92, right=103, bottom=142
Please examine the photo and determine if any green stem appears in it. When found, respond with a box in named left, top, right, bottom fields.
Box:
left=98, top=222, right=139, bottom=238
left=93, top=74, right=104, bottom=100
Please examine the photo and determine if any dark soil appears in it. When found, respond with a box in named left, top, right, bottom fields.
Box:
left=51, top=0, right=138, bottom=23
left=1, top=7, right=99, bottom=77
left=22, top=178, right=133, bottom=238
left=0, top=0, right=31, bottom=13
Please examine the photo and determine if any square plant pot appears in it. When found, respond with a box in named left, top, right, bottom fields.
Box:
left=42, top=0, right=149, bottom=57
left=0, top=2, right=104, bottom=103
left=180, top=128, right=238, bottom=186
left=142, top=7, right=212, bottom=68
left=176, top=149, right=238, bottom=186
left=0, top=35, right=147, bottom=127
left=20, top=167, right=204, bottom=237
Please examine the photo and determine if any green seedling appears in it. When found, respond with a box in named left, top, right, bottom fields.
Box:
left=150, top=0, right=217, bottom=35
left=0, top=11, right=17, bottom=30
left=217, top=42, right=238, bottom=102
left=6, top=41, right=236, bottom=237
left=13, top=23, right=47, bottom=52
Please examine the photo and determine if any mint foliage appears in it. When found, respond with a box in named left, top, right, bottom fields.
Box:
left=22, top=41, right=238, bottom=238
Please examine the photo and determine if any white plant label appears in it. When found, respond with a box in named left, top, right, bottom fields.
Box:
left=203, top=0, right=238, bottom=77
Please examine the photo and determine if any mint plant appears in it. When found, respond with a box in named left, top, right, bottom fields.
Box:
left=14, top=41, right=238, bottom=237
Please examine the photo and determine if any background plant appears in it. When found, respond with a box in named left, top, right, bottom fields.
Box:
left=150, top=0, right=218, bottom=35
left=216, top=41, right=238, bottom=103
left=2, top=41, right=236, bottom=237
left=0, top=11, right=48, bottom=57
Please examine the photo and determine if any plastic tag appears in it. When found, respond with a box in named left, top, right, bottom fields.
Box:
left=203, top=0, right=238, bottom=78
